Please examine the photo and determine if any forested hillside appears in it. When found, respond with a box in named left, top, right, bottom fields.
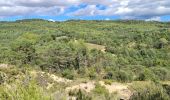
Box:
left=0, top=19, right=170, bottom=100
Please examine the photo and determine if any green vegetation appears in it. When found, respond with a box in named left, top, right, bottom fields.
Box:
left=93, top=83, right=109, bottom=95
left=0, top=81, right=51, bottom=100
left=0, top=19, right=170, bottom=99
left=68, top=89, right=92, bottom=100
left=130, top=81, right=170, bottom=100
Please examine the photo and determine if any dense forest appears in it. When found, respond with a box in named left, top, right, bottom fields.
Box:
left=0, top=19, right=170, bottom=100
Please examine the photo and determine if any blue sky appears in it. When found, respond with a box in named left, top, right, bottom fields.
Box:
left=0, top=0, right=170, bottom=21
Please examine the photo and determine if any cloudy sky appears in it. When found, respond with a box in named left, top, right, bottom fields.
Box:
left=0, top=0, right=170, bottom=21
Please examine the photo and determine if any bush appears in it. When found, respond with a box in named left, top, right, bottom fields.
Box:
left=104, top=79, right=112, bottom=85
left=114, top=70, right=132, bottom=82
left=103, top=71, right=113, bottom=79
left=154, top=38, right=168, bottom=49
left=68, top=89, right=92, bottom=100
left=0, top=81, right=51, bottom=100
left=93, top=83, right=109, bottom=95
left=88, top=71, right=97, bottom=80
left=162, top=84, right=170, bottom=96
left=62, top=69, right=75, bottom=80
left=151, top=67, right=170, bottom=81
left=92, top=83, right=112, bottom=100
left=0, top=72, right=6, bottom=84
left=130, top=82, right=169, bottom=100
left=136, top=68, right=156, bottom=81
left=77, top=67, right=88, bottom=76
left=75, top=89, right=92, bottom=100
left=137, top=73, right=146, bottom=81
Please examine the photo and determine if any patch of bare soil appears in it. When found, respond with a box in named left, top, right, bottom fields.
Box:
left=99, top=81, right=132, bottom=100
left=30, top=70, right=132, bottom=99
left=0, top=64, right=9, bottom=69
left=66, top=81, right=95, bottom=93
left=30, top=71, right=72, bottom=89
left=66, top=81, right=132, bottom=100
left=30, top=71, right=72, bottom=83
left=49, top=73, right=72, bottom=83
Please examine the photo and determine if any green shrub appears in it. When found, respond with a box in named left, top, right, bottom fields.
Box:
left=136, top=68, right=156, bottom=81
left=154, top=38, right=168, bottom=49
left=151, top=67, right=170, bottom=81
left=0, top=81, right=51, bottom=100
left=92, top=83, right=112, bottom=100
left=103, top=71, right=113, bottom=79
left=62, top=69, right=74, bottom=80
left=93, top=83, right=109, bottom=95
left=0, top=72, right=6, bottom=84
left=75, top=89, right=92, bottom=100
left=104, top=79, right=112, bottom=85
left=68, top=89, right=92, bottom=100
left=78, top=67, right=88, bottom=76
left=162, top=84, right=170, bottom=96
left=114, top=70, right=132, bottom=82
left=137, top=73, right=146, bottom=81
left=88, top=71, right=97, bottom=80
left=130, top=81, right=169, bottom=100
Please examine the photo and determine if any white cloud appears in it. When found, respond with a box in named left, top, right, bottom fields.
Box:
left=48, top=19, right=55, bottom=22
left=0, top=0, right=79, bottom=17
left=0, top=0, right=170, bottom=20
left=115, top=7, right=132, bottom=15
left=16, top=0, right=80, bottom=7
left=0, top=6, right=64, bottom=17
left=69, top=5, right=99, bottom=16
left=69, top=0, right=170, bottom=20
left=145, top=17, right=161, bottom=21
